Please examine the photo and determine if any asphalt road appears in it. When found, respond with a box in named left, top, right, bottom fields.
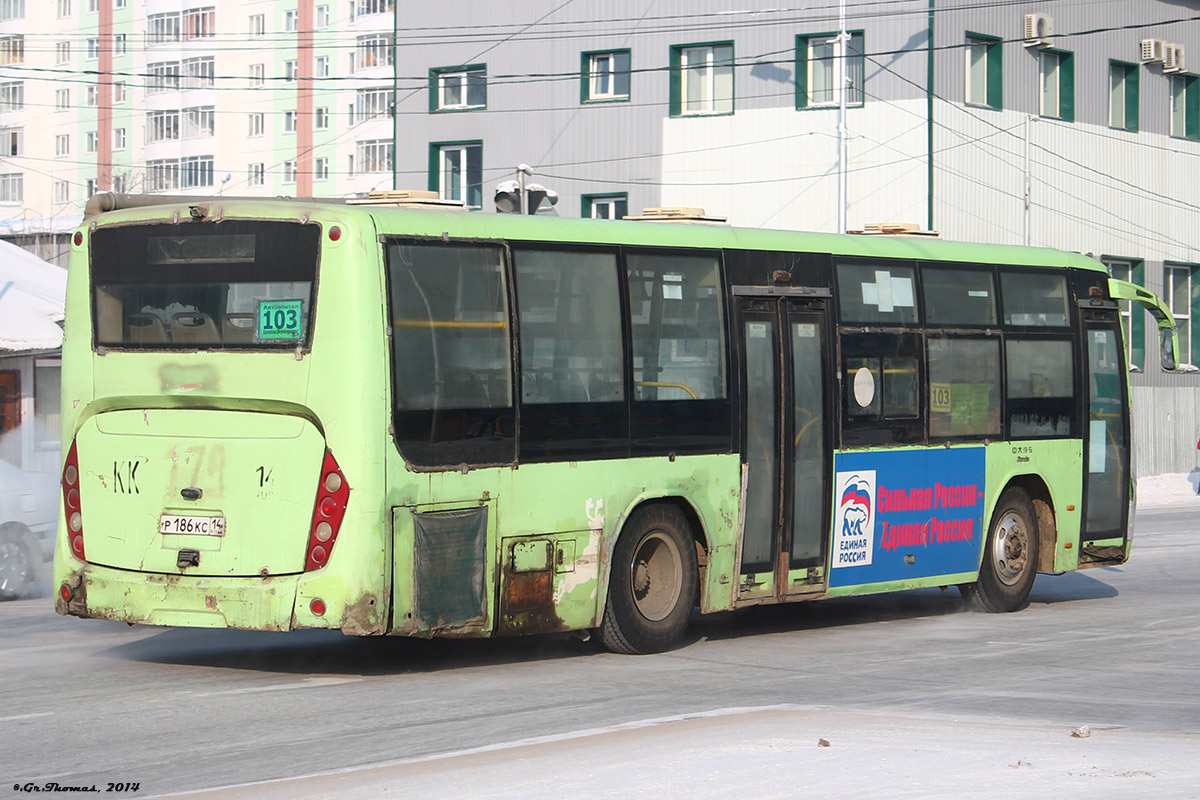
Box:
left=1, top=505, right=1196, bottom=797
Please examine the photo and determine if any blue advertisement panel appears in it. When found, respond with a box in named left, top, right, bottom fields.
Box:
left=829, top=448, right=986, bottom=588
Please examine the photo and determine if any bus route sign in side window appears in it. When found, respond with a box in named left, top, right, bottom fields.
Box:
left=257, top=299, right=305, bottom=341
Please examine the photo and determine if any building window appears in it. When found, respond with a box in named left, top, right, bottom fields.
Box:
left=0, top=127, right=21, bottom=155
left=1040, top=49, right=1074, bottom=121
left=430, top=141, right=481, bottom=207
left=1170, top=74, right=1198, bottom=140
left=113, top=127, right=125, bottom=150
left=356, top=139, right=393, bottom=173
left=183, top=106, right=215, bottom=138
left=56, top=0, right=69, bottom=17
left=355, top=88, right=391, bottom=122
left=284, top=110, right=297, bottom=133
left=356, top=34, right=392, bottom=70
left=53, top=180, right=69, bottom=204
left=1109, top=61, right=1139, bottom=132
left=112, top=174, right=126, bottom=193
left=582, top=50, right=630, bottom=102
left=316, top=5, right=330, bottom=28
left=146, top=110, right=180, bottom=143
left=56, top=41, right=70, bottom=64
left=249, top=63, right=265, bottom=88
left=147, top=13, right=180, bottom=45
left=316, top=56, right=329, bottom=78
left=1165, top=263, right=1197, bottom=365
left=147, top=61, right=180, bottom=94
left=86, top=178, right=96, bottom=198
left=183, top=57, right=215, bottom=90
left=249, top=163, right=264, bottom=186
left=146, top=159, right=180, bottom=192
left=0, top=34, right=24, bottom=65
left=315, top=107, right=329, bottom=130
left=55, top=133, right=69, bottom=157
left=249, top=14, right=264, bottom=36
left=284, top=60, right=298, bottom=82
left=0, top=173, right=22, bottom=203
left=0, top=81, right=23, bottom=111
left=284, top=9, right=297, bottom=32
left=183, top=7, right=215, bottom=40
left=114, top=33, right=126, bottom=56
left=54, top=88, right=68, bottom=111
left=114, top=0, right=124, bottom=7
left=796, top=32, right=863, bottom=108
left=965, top=33, right=1002, bottom=109
left=0, top=1, right=24, bottom=23
left=85, top=131, right=97, bottom=153
left=353, top=0, right=392, bottom=19
left=430, top=65, right=486, bottom=111
left=282, top=160, right=297, bottom=184
left=582, top=193, right=628, bottom=219
left=86, top=85, right=98, bottom=106
left=181, top=156, right=213, bottom=188
left=86, top=37, right=98, bottom=59
left=671, top=42, right=733, bottom=116
left=1106, top=259, right=1145, bottom=370
left=315, top=157, right=329, bottom=181
left=248, top=113, right=264, bottom=137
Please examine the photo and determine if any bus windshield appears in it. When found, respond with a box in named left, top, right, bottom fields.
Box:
left=90, top=220, right=320, bottom=350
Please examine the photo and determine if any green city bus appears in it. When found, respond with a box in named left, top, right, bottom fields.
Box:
left=53, top=195, right=1178, bottom=653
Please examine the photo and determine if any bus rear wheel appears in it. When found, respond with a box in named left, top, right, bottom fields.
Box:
left=598, top=504, right=698, bottom=654
left=960, top=487, right=1039, bottom=613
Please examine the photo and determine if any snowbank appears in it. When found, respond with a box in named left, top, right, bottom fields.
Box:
left=0, top=239, right=67, bottom=352
left=1136, top=472, right=1200, bottom=507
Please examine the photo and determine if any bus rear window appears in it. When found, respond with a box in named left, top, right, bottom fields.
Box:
left=90, top=220, right=320, bottom=350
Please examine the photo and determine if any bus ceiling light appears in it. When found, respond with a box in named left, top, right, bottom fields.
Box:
left=305, top=449, right=350, bottom=571
left=61, top=442, right=85, bottom=560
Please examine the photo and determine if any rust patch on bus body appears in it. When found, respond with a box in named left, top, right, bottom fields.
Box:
left=340, top=593, right=385, bottom=635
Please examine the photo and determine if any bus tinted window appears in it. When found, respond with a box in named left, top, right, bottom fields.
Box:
left=836, top=262, right=918, bottom=325
left=1006, top=338, right=1075, bottom=437
left=387, top=241, right=515, bottom=466
left=626, top=252, right=726, bottom=401
left=515, top=249, right=623, bottom=405
left=927, top=337, right=1001, bottom=438
left=91, top=221, right=318, bottom=349
left=923, top=266, right=997, bottom=326
left=1000, top=270, right=1070, bottom=327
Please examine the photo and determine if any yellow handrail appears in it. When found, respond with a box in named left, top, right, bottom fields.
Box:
left=636, top=380, right=699, bottom=400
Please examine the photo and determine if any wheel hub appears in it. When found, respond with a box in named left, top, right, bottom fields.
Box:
left=993, top=511, right=1029, bottom=586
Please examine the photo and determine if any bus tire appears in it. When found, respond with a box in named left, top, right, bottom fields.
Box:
left=960, top=488, right=1039, bottom=613
left=598, top=504, right=698, bottom=654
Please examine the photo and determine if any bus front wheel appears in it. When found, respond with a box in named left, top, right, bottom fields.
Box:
left=960, top=487, right=1039, bottom=612
left=598, top=504, right=698, bottom=654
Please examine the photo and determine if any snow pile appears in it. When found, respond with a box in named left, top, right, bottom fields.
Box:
left=0, top=239, right=67, bottom=352
left=1136, top=472, right=1200, bottom=507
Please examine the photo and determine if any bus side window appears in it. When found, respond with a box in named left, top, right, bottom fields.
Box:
left=387, top=241, right=515, bottom=467
left=839, top=332, right=923, bottom=446
left=927, top=336, right=1002, bottom=439
left=1006, top=338, right=1076, bottom=437
left=1000, top=270, right=1070, bottom=327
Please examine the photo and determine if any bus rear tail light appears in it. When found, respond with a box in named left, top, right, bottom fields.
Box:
left=61, top=442, right=85, bottom=561
left=305, top=450, right=349, bottom=571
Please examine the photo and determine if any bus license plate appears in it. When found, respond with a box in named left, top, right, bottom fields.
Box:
left=159, top=514, right=226, bottom=537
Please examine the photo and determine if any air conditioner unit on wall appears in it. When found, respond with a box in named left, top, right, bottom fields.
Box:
left=1023, top=13, right=1053, bottom=48
left=1141, top=38, right=1166, bottom=63
left=1164, top=43, right=1186, bottom=73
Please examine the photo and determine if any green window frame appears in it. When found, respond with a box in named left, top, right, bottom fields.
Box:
left=1105, top=258, right=1145, bottom=370
left=1108, top=60, right=1139, bottom=132
left=428, top=140, right=482, bottom=208
left=582, top=193, right=628, bottom=219
left=796, top=31, right=864, bottom=109
left=965, top=33, right=1002, bottom=110
left=428, top=64, right=486, bottom=113
left=669, top=40, right=733, bottom=117
left=580, top=49, right=630, bottom=103
left=1164, top=262, right=1199, bottom=366
left=1040, top=49, right=1074, bottom=122
left=1169, top=74, right=1199, bottom=141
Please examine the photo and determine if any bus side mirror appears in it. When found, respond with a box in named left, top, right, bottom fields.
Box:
left=1162, top=326, right=1179, bottom=371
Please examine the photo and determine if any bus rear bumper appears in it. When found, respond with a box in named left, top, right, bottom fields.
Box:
left=56, top=564, right=301, bottom=632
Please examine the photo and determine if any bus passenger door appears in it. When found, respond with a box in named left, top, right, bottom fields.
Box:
left=1080, top=311, right=1131, bottom=555
left=736, top=294, right=832, bottom=603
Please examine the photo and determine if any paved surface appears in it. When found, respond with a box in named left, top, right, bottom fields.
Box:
left=0, top=505, right=1196, bottom=798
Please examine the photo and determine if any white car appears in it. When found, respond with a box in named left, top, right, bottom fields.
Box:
left=0, top=458, right=57, bottom=600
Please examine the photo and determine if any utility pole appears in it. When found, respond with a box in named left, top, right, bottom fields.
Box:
left=1023, top=115, right=1032, bottom=246
left=836, top=0, right=850, bottom=234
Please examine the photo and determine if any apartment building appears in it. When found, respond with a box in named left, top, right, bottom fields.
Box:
left=0, top=0, right=397, bottom=264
